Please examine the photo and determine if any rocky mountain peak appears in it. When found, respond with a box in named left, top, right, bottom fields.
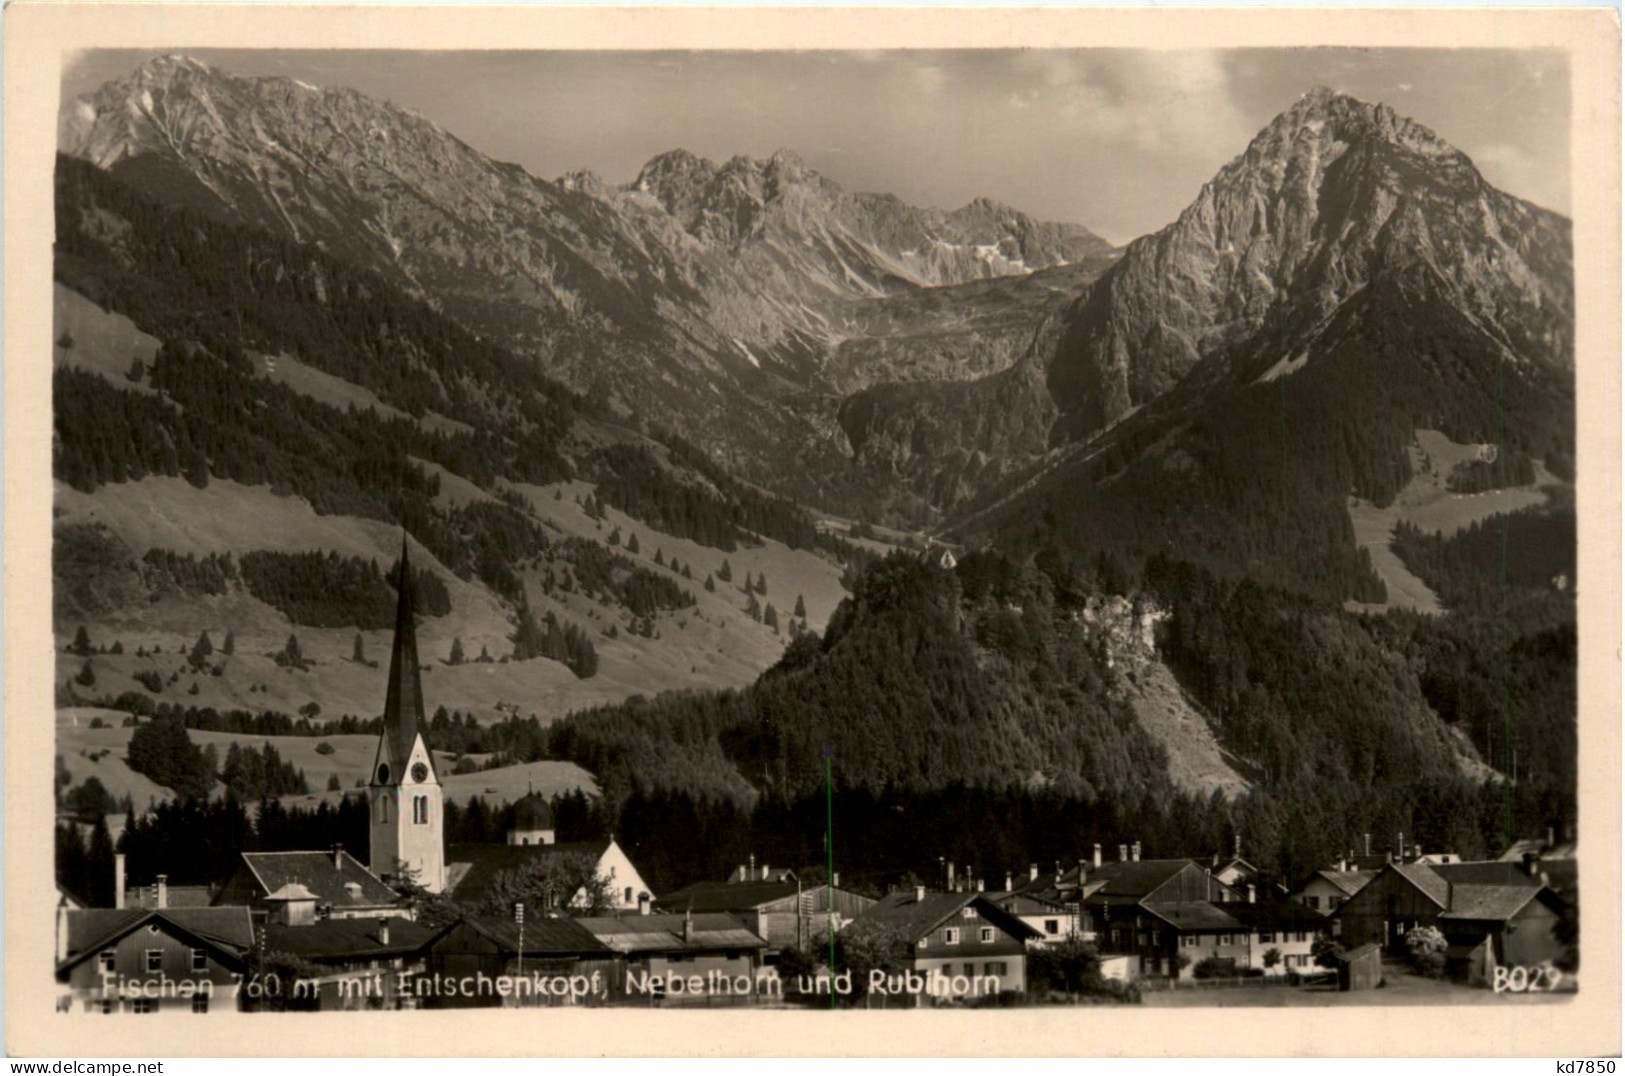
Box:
left=1043, top=87, right=1572, bottom=444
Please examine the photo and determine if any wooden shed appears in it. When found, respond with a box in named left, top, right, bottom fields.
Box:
left=1331, top=942, right=1383, bottom=991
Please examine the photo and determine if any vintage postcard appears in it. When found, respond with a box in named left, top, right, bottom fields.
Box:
left=3, top=4, right=1619, bottom=1058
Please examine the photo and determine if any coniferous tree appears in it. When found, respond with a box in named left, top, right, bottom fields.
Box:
left=704, top=574, right=716, bottom=593
left=449, top=637, right=465, bottom=666
left=352, top=633, right=366, bottom=663
left=764, top=603, right=779, bottom=633
left=222, top=630, right=235, bottom=656
left=75, top=661, right=96, bottom=687
left=70, top=625, right=92, bottom=657
left=718, top=560, right=733, bottom=583
left=126, top=356, right=146, bottom=382
left=627, top=533, right=640, bottom=555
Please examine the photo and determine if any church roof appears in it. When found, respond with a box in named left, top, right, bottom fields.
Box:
left=444, top=841, right=614, bottom=905
left=373, top=538, right=438, bottom=785
left=512, top=792, right=555, bottom=831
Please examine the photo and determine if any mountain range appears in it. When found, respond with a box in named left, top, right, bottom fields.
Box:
left=52, top=55, right=1576, bottom=817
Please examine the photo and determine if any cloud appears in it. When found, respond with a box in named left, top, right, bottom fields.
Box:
left=1035, top=51, right=1255, bottom=161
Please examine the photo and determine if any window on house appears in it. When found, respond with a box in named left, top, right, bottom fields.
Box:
left=378, top=797, right=390, bottom=824
left=1294, top=931, right=1307, bottom=943
left=1306, top=896, right=1320, bottom=909
left=1260, top=931, right=1274, bottom=943
left=145, top=950, right=163, bottom=973
left=413, top=795, right=429, bottom=824
left=985, top=961, right=1007, bottom=977
left=1331, top=897, right=1345, bottom=909
left=962, top=908, right=978, bottom=919
left=1151, top=930, right=1162, bottom=945
left=1182, top=935, right=1199, bottom=948
left=944, top=928, right=960, bottom=945
left=979, top=928, right=993, bottom=943
left=190, top=948, right=207, bottom=972
left=192, top=994, right=209, bottom=1014
left=963, top=963, right=976, bottom=978
left=98, top=950, right=115, bottom=974
left=624, top=887, right=633, bottom=904
left=97, top=1000, right=115, bottom=1015
left=132, top=999, right=157, bottom=1015
left=1044, top=919, right=1059, bottom=934
left=918, top=938, right=929, bottom=949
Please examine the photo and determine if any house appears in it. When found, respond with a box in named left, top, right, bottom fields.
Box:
left=445, top=837, right=653, bottom=912
left=843, top=887, right=1040, bottom=998
left=577, top=911, right=770, bottom=1003
left=1212, top=900, right=1325, bottom=973
left=55, top=906, right=254, bottom=1014
left=1134, top=898, right=1323, bottom=979
left=261, top=916, right=455, bottom=1010
left=1332, top=859, right=1569, bottom=961
left=1332, top=861, right=1453, bottom=952
left=1437, top=885, right=1568, bottom=976
left=654, top=874, right=875, bottom=951
left=987, top=889, right=1085, bottom=945
left=423, top=916, right=619, bottom=1008
left=1291, top=869, right=1377, bottom=916
left=214, top=848, right=409, bottom=921
left=1084, top=851, right=1240, bottom=961
left=1212, top=836, right=1260, bottom=889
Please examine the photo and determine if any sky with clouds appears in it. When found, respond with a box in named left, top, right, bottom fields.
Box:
left=63, top=48, right=1570, bottom=243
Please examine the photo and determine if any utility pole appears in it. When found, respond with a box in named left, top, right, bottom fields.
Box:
left=515, top=902, right=525, bottom=980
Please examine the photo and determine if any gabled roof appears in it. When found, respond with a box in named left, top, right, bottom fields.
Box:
left=1438, top=885, right=1550, bottom=922
left=1430, top=860, right=1549, bottom=888
left=455, top=915, right=610, bottom=957
left=1388, top=862, right=1451, bottom=908
left=654, top=879, right=802, bottom=913
left=1140, top=902, right=1241, bottom=932
left=988, top=891, right=1071, bottom=915
left=264, top=918, right=450, bottom=961
left=847, top=890, right=1040, bottom=944
left=1306, top=869, right=1378, bottom=897
left=1213, top=900, right=1327, bottom=932
left=230, top=851, right=400, bottom=909
left=58, top=907, right=255, bottom=974
left=1078, top=859, right=1203, bottom=904
left=577, top=913, right=767, bottom=954
left=444, top=841, right=616, bottom=905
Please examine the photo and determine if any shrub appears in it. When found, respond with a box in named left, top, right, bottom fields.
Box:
left=1406, top=925, right=1448, bottom=979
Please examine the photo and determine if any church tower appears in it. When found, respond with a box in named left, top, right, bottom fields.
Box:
left=368, top=539, right=446, bottom=893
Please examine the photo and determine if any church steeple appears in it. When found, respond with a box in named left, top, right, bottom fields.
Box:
left=374, top=536, right=433, bottom=783
left=368, top=535, right=445, bottom=892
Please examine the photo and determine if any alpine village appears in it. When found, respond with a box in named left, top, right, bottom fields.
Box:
left=52, top=57, right=1578, bottom=1012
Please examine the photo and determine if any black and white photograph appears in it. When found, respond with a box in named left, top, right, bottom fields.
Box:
left=4, top=4, right=1619, bottom=1059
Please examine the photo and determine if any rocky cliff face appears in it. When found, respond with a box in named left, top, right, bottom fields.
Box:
left=845, top=87, right=1574, bottom=520
left=1043, top=86, right=1573, bottom=442
left=59, top=56, right=1109, bottom=516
